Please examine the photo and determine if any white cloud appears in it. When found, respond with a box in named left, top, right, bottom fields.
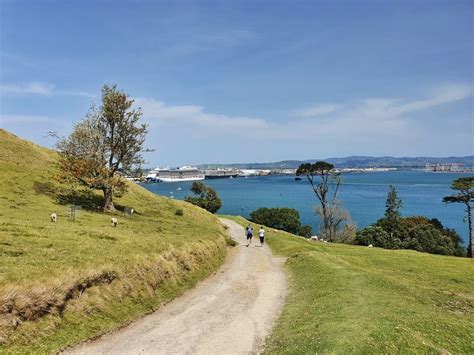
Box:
left=0, top=82, right=55, bottom=95
left=134, top=98, right=268, bottom=133
left=58, top=90, right=96, bottom=98
left=0, top=114, right=66, bottom=125
left=394, top=83, right=472, bottom=115
left=135, top=82, right=472, bottom=148
left=297, top=103, right=343, bottom=118
left=0, top=82, right=95, bottom=98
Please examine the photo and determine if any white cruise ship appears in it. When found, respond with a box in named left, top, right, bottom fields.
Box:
left=146, top=166, right=205, bottom=183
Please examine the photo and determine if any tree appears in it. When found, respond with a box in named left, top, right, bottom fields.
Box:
left=56, top=84, right=148, bottom=212
left=385, top=185, right=402, bottom=221
left=250, top=207, right=302, bottom=234
left=359, top=215, right=464, bottom=256
left=443, top=177, right=474, bottom=257
left=185, top=181, right=222, bottom=214
left=355, top=226, right=392, bottom=248
left=376, top=186, right=405, bottom=243
left=405, top=225, right=455, bottom=256
left=296, top=161, right=348, bottom=241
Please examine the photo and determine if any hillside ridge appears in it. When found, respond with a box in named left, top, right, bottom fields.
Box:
left=0, top=129, right=227, bottom=352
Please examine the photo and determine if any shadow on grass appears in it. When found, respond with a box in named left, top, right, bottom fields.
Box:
left=33, top=181, right=130, bottom=213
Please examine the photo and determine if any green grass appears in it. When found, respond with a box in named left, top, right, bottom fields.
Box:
left=0, top=129, right=227, bottom=353
left=223, top=215, right=474, bottom=354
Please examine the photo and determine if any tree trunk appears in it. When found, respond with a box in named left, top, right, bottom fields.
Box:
left=321, top=203, right=332, bottom=241
left=102, top=186, right=115, bottom=212
left=467, top=203, right=473, bottom=258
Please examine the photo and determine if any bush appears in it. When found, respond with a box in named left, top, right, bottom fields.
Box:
left=250, top=207, right=301, bottom=234
left=362, top=215, right=465, bottom=256
left=299, top=225, right=313, bottom=238
left=405, top=224, right=455, bottom=255
left=339, top=222, right=357, bottom=244
left=175, top=208, right=184, bottom=216
left=225, top=237, right=237, bottom=247
left=185, top=182, right=222, bottom=214
left=355, top=226, right=400, bottom=249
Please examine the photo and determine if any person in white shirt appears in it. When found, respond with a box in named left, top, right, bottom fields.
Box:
left=258, top=226, right=265, bottom=246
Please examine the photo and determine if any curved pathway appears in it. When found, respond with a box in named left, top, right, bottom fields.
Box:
left=68, top=218, right=287, bottom=354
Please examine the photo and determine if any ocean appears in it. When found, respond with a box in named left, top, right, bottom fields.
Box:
left=142, top=171, right=472, bottom=245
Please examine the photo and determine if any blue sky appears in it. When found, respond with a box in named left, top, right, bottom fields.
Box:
left=1, top=0, right=472, bottom=166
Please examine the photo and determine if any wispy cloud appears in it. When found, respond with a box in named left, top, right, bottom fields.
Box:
left=0, top=82, right=55, bottom=95
left=297, top=103, right=343, bottom=118
left=137, top=82, right=472, bottom=147
left=393, top=83, right=472, bottom=115
left=0, top=114, right=66, bottom=125
left=0, top=82, right=95, bottom=98
left=59, top=90, right=96, bottom=98
left=135, top=98, right=268, bottom=134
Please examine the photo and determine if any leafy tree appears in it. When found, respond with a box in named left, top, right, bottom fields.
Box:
left=296, top=161, right=348, bottom=241
left=405, top=225, right=455, bottom=255
left=355, top=226, right=400, bottom=249
left=360, top=215, right=464, bottom=256
left=250, top=207, right=302, bottom=234
left=56, top=84, right=148, bottom=211
left=443, top=177, right=474, bottom=257
left=185, top=181, right=222, bottom=214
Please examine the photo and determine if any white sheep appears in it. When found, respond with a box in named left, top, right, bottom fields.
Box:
left=111, top=218, right=118, bottom=227
left=310, top=235, right=319, bottom=241
left=368, top=244, right=373, bottom=248
left=50, top=213, right=57, bottom=223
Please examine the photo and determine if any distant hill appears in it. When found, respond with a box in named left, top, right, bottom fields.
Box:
left=198, top=156, right=474, bottom=169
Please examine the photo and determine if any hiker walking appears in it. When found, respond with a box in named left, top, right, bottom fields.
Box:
left=258, top=226, right=265, bottom=246
left=245, top=224, right=253, bottom=247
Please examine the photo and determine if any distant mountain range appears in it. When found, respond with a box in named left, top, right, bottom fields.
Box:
left=198, top=156, right=474, bottom=169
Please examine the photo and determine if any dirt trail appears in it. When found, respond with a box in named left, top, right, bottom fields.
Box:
left=68, top=218, right=287, bottom=355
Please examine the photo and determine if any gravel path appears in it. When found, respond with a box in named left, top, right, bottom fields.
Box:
left=68, top=218, right=287, bottom=355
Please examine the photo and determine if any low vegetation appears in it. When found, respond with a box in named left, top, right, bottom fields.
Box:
left=225, top=215, right=474, bottom=354
left=356, top=186, right=465, bottom=256
left=0, top=129, right=227, bottom=352
left=249, top=207, right=312, bottom=237
left=185, top=181, right=222, bottom=214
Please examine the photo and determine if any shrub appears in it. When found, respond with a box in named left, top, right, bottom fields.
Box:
left=406, top=224, right=455, bottom=255
left=355, top=226, right=400, bottom=249
left=250, top=207, right=301, bottom=234
left=185, top=182, right=222, bottom=214
left=299, top=225, right=313, bottom=238
left=339, top=222, right=357, bottom=244
left=225, top=237, right=237, bottom=247
left=175, top=208, right=184, bottom=216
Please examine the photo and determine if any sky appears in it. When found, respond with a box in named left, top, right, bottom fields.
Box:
left=0, top=0, right=473, bottom=167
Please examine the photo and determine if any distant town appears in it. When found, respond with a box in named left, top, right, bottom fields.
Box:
left=138, top=161, right=473, bottom=183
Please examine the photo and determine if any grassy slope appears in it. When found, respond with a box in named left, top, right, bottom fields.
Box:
left=0, top=129, right=227, bottom=353
left=224, top=216, right=474, bottom=354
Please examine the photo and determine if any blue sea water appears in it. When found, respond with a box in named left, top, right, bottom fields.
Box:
left=142, top=171, right=472, bottom=245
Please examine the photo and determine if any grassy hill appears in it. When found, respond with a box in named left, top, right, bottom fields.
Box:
left=225, top=216, right=474, bottom=354
left=0, top=129, right=228, bottom=353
